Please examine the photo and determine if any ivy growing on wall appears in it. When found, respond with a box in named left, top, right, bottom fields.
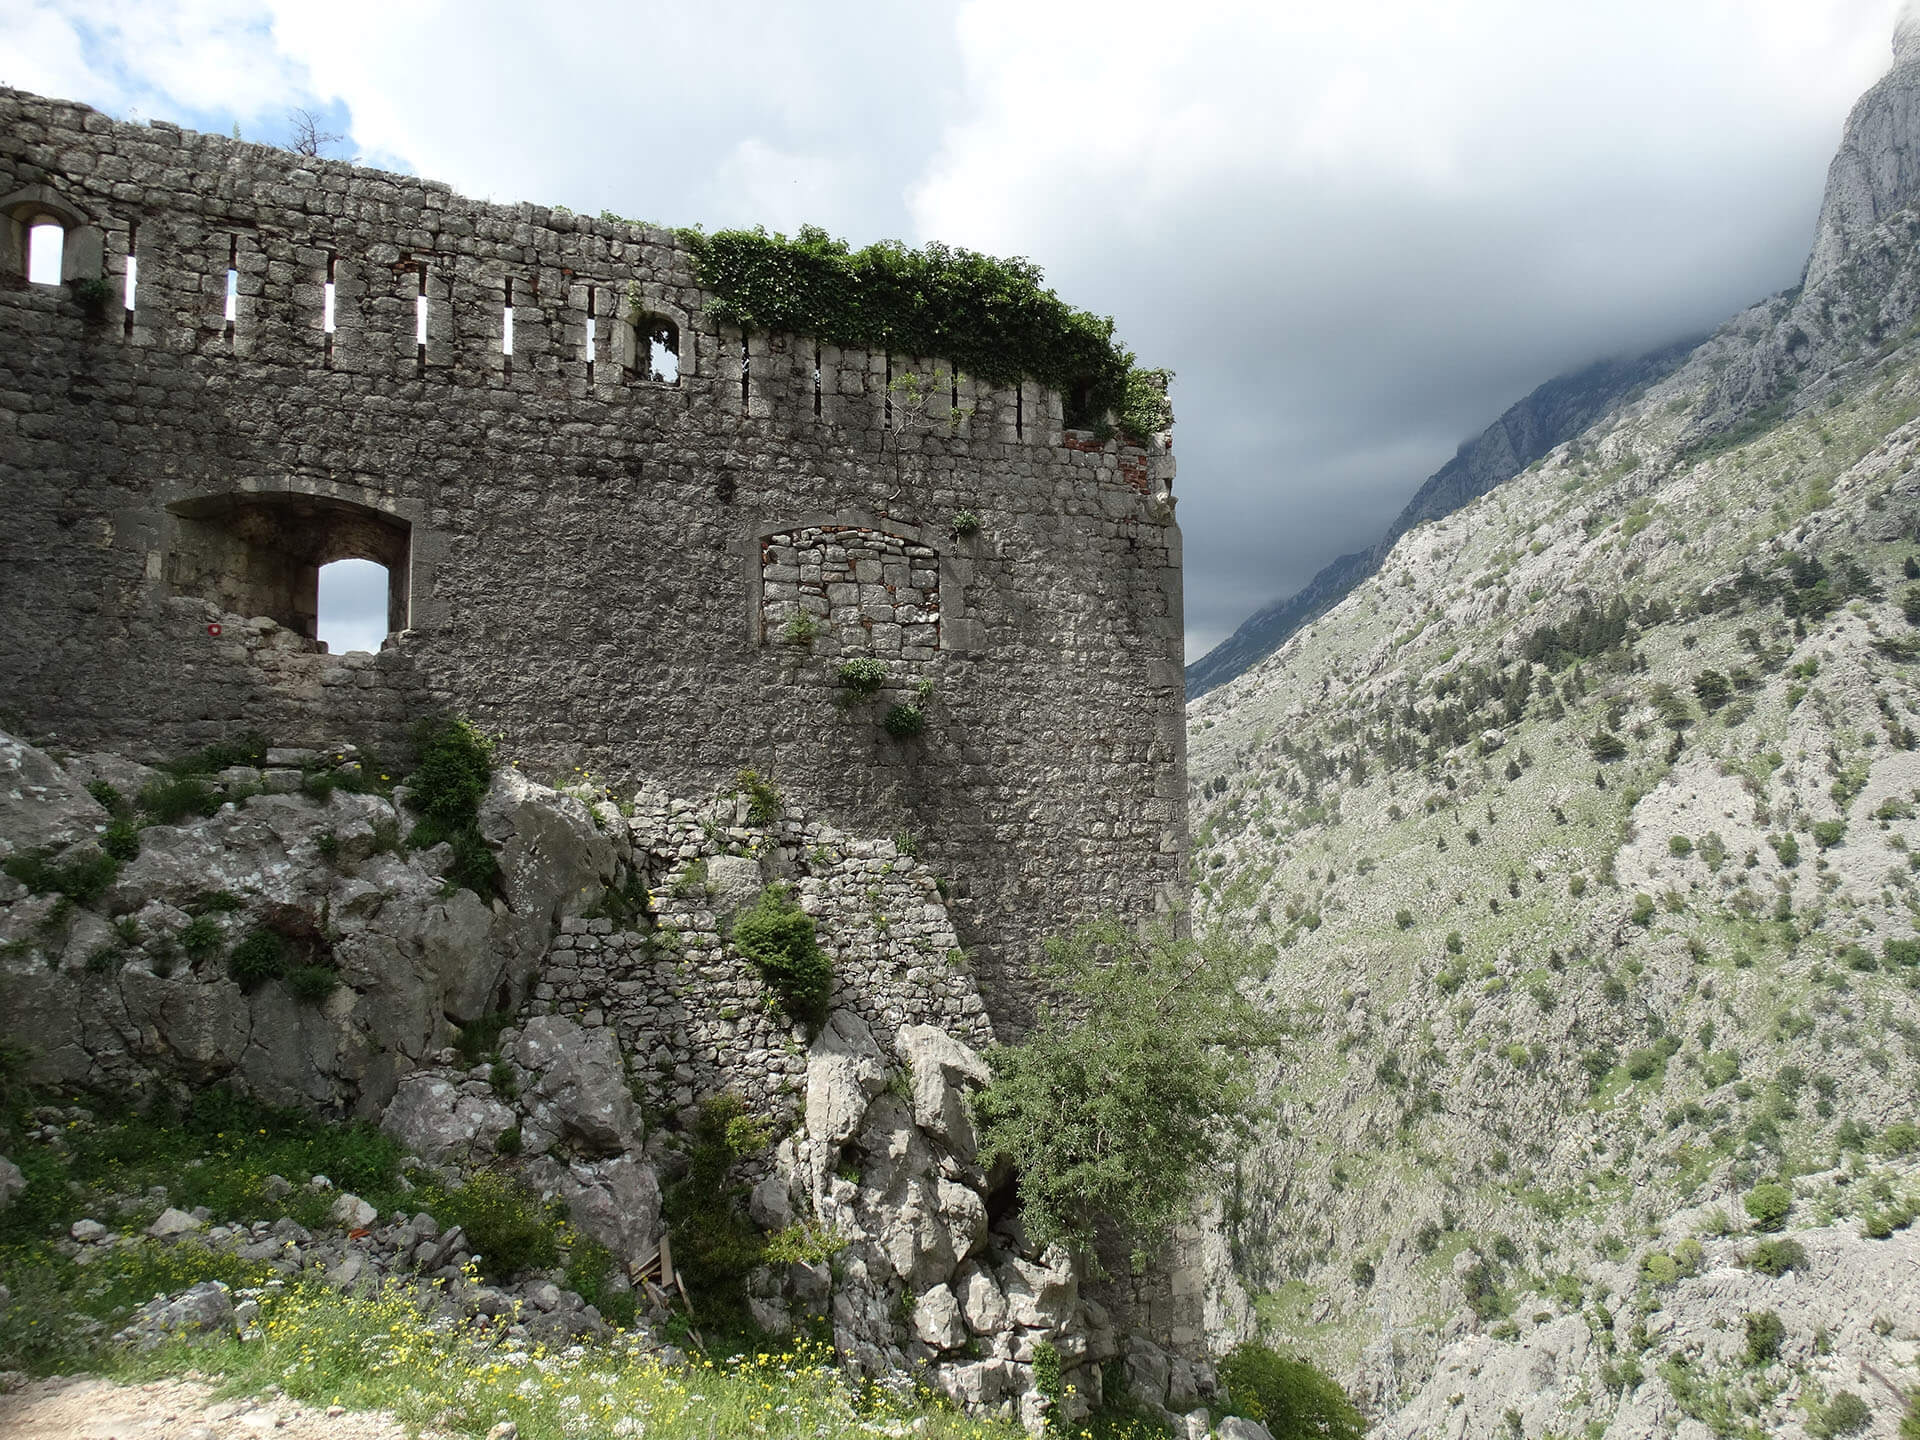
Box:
left=688, top=225, right=1172, bottom=441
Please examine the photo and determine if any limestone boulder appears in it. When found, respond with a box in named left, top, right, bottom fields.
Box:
left=478, top=769, right=615, bottom=922
left=704, top=855, right=764, bottom=922
left=0, top=734, right=108, bottom=860
left=894, top=1024, right=991, bottom=1160
left=955, top=1261, right=1009, bottom=1334
left=912, top=1283, right=968, bottom=1350
left=0, top=1156, right=23, bottom=1212
left=805, top=1010, right=889, bottom=1147
left=1000, top=1252, right=1077, bottom=1330
left=380, top=1072, right=516, bottom=1164
left=513, top=1014, right=639, bottom=1155
left=552, top=1155, right=662, bottom=1270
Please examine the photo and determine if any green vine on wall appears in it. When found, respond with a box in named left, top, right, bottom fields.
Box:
left=687, top=225, right=1172, bottom=441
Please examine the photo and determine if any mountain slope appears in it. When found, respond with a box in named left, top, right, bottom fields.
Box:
left=1189, top=25, right=1920, bottom=1437
left=1186, top=341, right=1697, bottom=700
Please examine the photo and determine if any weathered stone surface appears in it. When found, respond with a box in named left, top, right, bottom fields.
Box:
left=379, top=1073, right=515, bottom=1164
left=0, top=734, right=105, bottom=859
left=806, top=1010, right=888, bottom=1148
left=479, top=771, right=615, bottom=924
left=549, top=1155, right=661, bottom=1270
left=955, top=1262, right=1010, bottom=1335
left=146, top=1207, right=206, bottom=1240
left=704, top=856, right=763, bottom=922
left=1215, top=1417, right=1274, bottom=1440
left=894, top=1024, right=991, bottom=1159
left=0, top=1156, right=22, bottom=1212
left=115, top=1281, right=235, bottom=1349
left=1000, top=1253, right=1077, bottom=1330
left=328, top=1193, right=376, bottom=1230
left=912, top=1283, right=967, bottom=1350
left=512, top=1014, right=639, bottom=1155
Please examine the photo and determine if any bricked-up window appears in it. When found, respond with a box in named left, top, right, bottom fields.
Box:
left=165, top=492, right=411, bottom=644
left=25, top=220, right=62, bottom=286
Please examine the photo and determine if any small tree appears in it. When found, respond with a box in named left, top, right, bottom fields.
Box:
left=973, top=917, right=1282, bottom=1259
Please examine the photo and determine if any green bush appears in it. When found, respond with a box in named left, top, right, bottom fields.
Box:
left=882, top=702, right=926, bottom=738
left=562, top=1236, right=636, bottom=1327
left=836, top=657, right=888, bottom=700
left=1394, top=909, right=1414, bottom=930
left=691, top=225, right=1163, bottom=439
left=427, top=1171, right=558, bottom=1281
left=1812, top=819, right=1846, bottom=849
left=1747, top=1237, right=1809, bottom=1276
left=1744, top=1182, right=1793, bottom=1233
left=2, top=847, right=120, bottom=904
left=1669, top=835, right=1693, bottom=857
left=284, top=963, right=339, bottom=1003
left=735, top=768, right=783, bottom=827
left=101, top=819, right=141, bottom=863
left=730, top=885, right=833, bottom=1026
left=1218, top=1342, right=1366, bottom=1440
left=137, top=776, right=223, bottom=825
left=1589, top=730, right=1628, bottom=761
left=1886, top=939, right=1920, bottom=968
left=1810, top=1391, right=1871, bottom=1438
left=1744, top=1309, right=1785, bottom=1365
left=405, top=716, right=497, bottom=897
left=974, top=919, right=1279, bottom=1257
left=1445, top=931, right=1464, bottom=955
left=227, top=930, right=286, bottom=990
left=1883, top=1121, right=1919, bottom=1156
left=179, top=915, right=225, bottom=960
left=1631, top=893, right=1656, bottom=926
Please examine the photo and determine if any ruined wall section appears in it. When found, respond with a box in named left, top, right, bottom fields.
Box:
left=0, top=87, right=1187, bottom=1032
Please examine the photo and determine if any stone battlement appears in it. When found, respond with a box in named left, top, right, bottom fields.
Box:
left=0, top=86, right=1188, bottom=1030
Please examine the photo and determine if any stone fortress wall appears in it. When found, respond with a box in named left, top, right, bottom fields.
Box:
left=0, top=86, right=1188, bottom=1032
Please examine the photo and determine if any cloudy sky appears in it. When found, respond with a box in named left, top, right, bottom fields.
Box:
left=3, top=1, right=1901, bottom=658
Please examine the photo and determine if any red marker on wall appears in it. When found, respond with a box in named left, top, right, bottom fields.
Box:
left=207, top=623, right=223, bottom=636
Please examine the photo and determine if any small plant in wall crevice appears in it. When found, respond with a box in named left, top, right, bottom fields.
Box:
left=837, top=657, right=889, bottom=702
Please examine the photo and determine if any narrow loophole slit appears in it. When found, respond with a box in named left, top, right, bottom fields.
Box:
left=502, top=278, right=515, bottom=369
left=884, top=355, right=893, bottom=429
left=739, top=327, right=750, bottom=409
left=1015, top=384, right=1024, bottom=439
left=415, top=261, right=427, bottom=372
left=813, top=343, right=822, bottom=418
left=123, top=223, right=138, bottom=335
left=585, top=285, right=596, bottom=382
left=323, top=252, right=336, bottom=366
left=224, top=235, right=238, bottom=340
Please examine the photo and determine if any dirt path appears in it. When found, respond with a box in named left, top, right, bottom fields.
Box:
left=0, top=1376, right=422, bottom=1440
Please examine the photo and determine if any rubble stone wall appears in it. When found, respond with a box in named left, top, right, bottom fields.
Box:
left=0, top=86, right=1188, bottom=1032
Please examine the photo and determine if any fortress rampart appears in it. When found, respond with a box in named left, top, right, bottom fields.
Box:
left=0, top=87, right=1188, bottom=1031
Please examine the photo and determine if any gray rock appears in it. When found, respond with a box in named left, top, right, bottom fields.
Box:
left=147, top=1207, right=205, bottom=1239
left=956, top=1262, right=1010, bottom=1334
left=1184, top=1409, right=1211, bottom=1440
left=0, top=1157, right=23, bottom=1212
left=1000, top=1252, right=1077, bottom=1330
left=329, top=1192, right=377, bottom=1229
left=552, top=1155, right=661, bottom=1270
left=1216, top=1418, right=1274, bottom=1440
left=894, top=1024, right=991, bottom=1160
left=748, top=1174, right=793, bottom=1231
left=115, top=1280, right=236, bottom=1349
left=513, top=1014, right=640, bottom=1154
left=912, top=1282, right=967, bottom=1350
left=380, top=1071, right=515, bottom=1164
left=69, top=1218, right=107, bottom=1243
left=704, top=855, right=764, bottom=921
left=806, top=1010, right=889, bottom=1147
left=0, top=734, right=107, bottom=860
left=479, top=769, right=614, bottom=923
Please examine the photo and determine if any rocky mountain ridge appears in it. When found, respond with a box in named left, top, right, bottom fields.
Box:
left=1187, top=20, right=1920, bottom=1438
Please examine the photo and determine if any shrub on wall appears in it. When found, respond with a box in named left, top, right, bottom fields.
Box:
left=405, top=716, right=498, bottom=897
left=690, top=225, right=1172, bottom=439
left=730, top=885, right=833, bottom=1027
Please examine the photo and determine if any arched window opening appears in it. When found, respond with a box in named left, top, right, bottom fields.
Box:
left=26, top=220, right=63, bottom=286
left=645, top=315, right=680, bottom=384
left=165, top=492, right=411, bottom=646
left=317, top=558, right=392, bottom=654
